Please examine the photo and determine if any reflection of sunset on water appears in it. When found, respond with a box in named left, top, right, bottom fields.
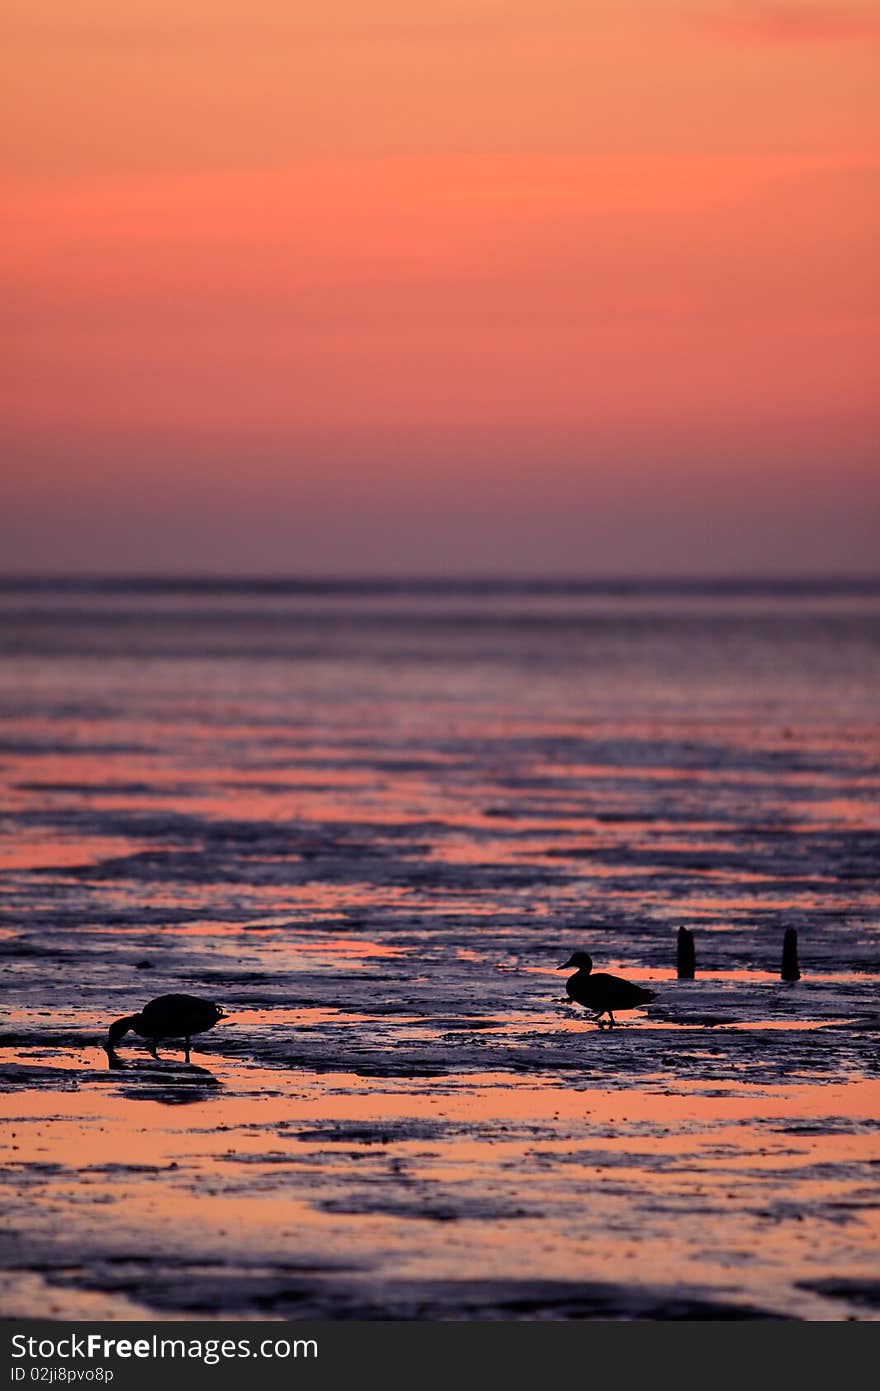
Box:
left=2, top=1062, right=879, bottom=1321
left=2, top=584, right=879, bottom=1318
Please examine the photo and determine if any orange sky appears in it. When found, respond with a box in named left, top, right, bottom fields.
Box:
left=2, top=1, right=878, bottom=574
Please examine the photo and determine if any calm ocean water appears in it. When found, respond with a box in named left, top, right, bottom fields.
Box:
left=1, top=578, right=878, bottom=1010
left=2, top=579, right=880, bottom=1320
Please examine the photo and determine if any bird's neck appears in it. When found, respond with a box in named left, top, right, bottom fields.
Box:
left=107, top=1013, right=141, bottom=1048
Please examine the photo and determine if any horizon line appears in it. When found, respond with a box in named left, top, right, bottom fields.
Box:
left=1, top=572, right=879, bottom=594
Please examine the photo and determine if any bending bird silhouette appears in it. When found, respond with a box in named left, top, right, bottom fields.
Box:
left=560, top=952, right=655, bottom=1029
left=104, top=994, right=225, bottom=1066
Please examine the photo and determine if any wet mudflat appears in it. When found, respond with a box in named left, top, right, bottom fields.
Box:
left=1, top=1042, right=879, bottom=1321
left=1, top=583, right=878, bottom=1319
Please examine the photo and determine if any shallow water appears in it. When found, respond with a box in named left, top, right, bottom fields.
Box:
left=1, top=581, right=879, bottom=1319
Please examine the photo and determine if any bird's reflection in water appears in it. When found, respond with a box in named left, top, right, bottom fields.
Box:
left=113, top=1061, right=223, bottom=1105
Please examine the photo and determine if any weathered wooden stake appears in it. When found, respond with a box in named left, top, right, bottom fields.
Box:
left=677, top=926, right=696, bottom=979
left=781, top=928, right=801, bottom=981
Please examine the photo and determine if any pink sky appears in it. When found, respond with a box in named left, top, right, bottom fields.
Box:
left=2, top=2, right=878, bottom=574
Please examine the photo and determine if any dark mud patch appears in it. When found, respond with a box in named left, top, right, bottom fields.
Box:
left=39, top=1266, right=791, bottom=1320
left=776, top=1119, right=880, bottom=1136
left=41, top=1263, right=365, bottom=1317
left=0, top=1031, right=97, bottom=1049
left=795, top=1279, right=880, bottom=1310
left=293, top=1120, right=448, bottom=1145
left=0, top=1062, right=83, bottom=1090
left=317, top=1192, right=536, bottom=1223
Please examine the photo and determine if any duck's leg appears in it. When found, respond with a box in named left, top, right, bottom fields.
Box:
left=607, top=1011, right=615, bottom=1029
left=146, top=1040, right=160, bottom=1060
left=184, top=1036, right=191, bottom=1064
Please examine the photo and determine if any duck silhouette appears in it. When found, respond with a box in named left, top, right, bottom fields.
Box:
left=560, top=952, right=655, bottom=1029
left=104, top=994, right=225, bottom=1067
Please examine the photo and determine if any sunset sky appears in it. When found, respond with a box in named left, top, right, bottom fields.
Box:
left=2, top=1, right=878, bottom=575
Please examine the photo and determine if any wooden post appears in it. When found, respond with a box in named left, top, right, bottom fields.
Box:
left=677, top=926, right=696, bottom=979
left=781, top=928, right=800, bottom=981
